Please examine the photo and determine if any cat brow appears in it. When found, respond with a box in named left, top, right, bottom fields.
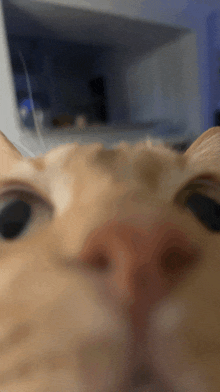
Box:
left=0, top=178, right=50, bottom=198
left=29, top=157, right=46, bottom=172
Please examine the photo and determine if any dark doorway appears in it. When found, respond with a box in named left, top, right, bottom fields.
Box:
left=214, top=110, right=220, bottom=126
left=89, top=77, right=108, bottom=123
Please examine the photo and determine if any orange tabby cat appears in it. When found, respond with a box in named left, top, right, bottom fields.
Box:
left=0, top=127, right=220, bottom=391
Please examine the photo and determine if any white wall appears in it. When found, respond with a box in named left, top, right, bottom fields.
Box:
left=126, top=31, right=201, bottom=138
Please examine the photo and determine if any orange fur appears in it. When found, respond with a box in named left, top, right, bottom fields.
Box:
left=0, top=128, right=220, bottom=391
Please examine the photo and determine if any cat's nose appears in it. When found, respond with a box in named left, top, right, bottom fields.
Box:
left=79, top=219, right=199, bottom=310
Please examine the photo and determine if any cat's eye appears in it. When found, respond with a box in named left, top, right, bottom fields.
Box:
left=0, top=199, right=32, bottom=239
left=176, top=178, right=220, bottom=232
left=0, top=189, right=53, bottom=240
left=186, top=193, right=220, bottom=232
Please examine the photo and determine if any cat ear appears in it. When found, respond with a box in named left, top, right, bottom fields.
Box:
left=185, top=127, right=220, bottom=157
left=184, top=127, right=220, bottom=175
left=0, top=131, right=23, bottom=174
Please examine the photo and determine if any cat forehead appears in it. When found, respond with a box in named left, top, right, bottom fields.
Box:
left=0, top=141, right=188, bottom=207
left=4, top=141, right=185, bottom=184
left=39, top=141, right=186, bottom=185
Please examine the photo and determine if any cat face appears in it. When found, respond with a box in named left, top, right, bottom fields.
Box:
left=0, top=127, right=220, bottom=391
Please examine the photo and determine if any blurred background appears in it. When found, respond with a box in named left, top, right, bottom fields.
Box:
left=0, top=0, right=220, bottom=155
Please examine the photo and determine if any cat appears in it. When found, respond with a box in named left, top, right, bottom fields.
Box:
left=0, top=126, right=220, bottom=391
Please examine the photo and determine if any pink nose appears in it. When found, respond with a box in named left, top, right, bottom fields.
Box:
left=80, top=219, right=199, bottom=322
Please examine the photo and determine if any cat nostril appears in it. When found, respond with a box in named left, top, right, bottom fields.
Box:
left=83, top=247, right=110, bottom=272
left=162, top=248, right=191, bottom=274
left=159, top=241, right=199, bottom=284
left=91, top=252, right=109, bottom=271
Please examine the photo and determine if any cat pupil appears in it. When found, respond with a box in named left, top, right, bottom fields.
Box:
left=186, top=193, right=220, bottom=232
left=0, top=200, right=32, bottom=239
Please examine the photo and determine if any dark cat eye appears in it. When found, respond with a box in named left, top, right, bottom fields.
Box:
left=186, top=193, right=220, bottom=232
left=0, top=199, right=32, bottom=239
